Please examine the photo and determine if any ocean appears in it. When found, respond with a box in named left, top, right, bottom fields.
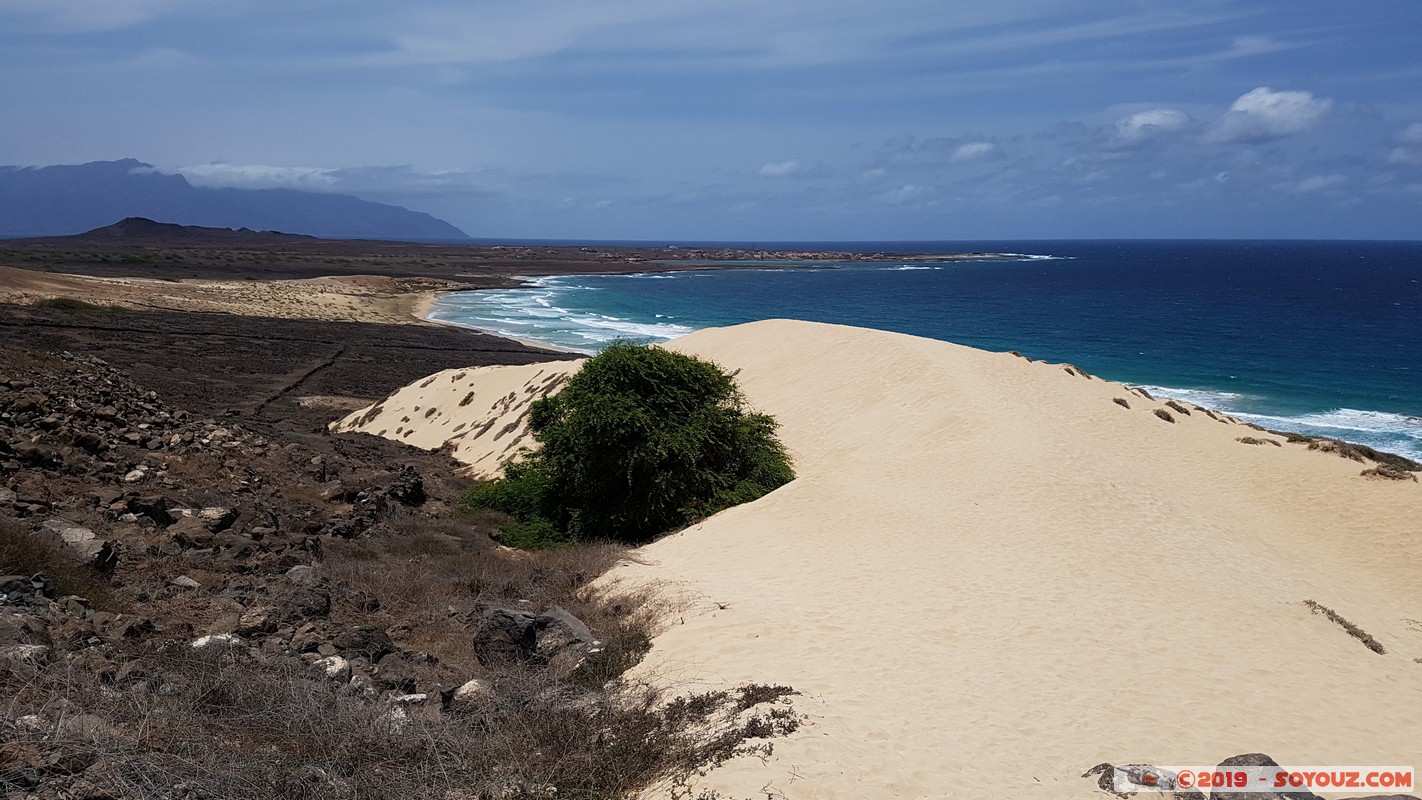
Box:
left=428, top=240, right=1422, bottom=460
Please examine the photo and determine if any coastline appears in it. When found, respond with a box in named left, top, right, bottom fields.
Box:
left=408, top=247, right=1422, bottom=463
left=419, top=287, right=590, bottom=355
left=344, top=319, right=1422, bottom=798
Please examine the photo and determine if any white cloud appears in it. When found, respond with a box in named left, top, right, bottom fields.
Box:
left=757, top=159, right=831, bottom=178
left=177, top=163, right=341, bottom=191
left=1293, top=174, right=1346, bottom=194
left=1205, top=87, right=1332, bottom=144
left=1389, top=124, right=1422, bottom=166
left=875, top=184, right=930, bottom=205
left=759, top=160, right=803, bottom=177
left=1388, top=148, right=1422, bottom=167
left=1227, top=35, right=1286, bottom=57
left=0, top=0, right=196, bottom=33
left=1113, top=108, right=1189, bottom=146
left=950, top=142, right=998, bottom=163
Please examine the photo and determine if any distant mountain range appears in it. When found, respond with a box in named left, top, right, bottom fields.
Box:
left=0, top=159, right=469, bottom=241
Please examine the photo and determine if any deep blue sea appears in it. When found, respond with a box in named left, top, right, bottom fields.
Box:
left=430, top=240, right=1422, bottom=460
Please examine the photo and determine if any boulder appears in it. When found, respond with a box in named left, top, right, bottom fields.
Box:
left=1213, top=753, right=1321, bottom=800
left=473, top=607, right=538, bottom=667
left=284, top=565, right=318, bottom=586
left=331, top=626, right=395, bottom=660
left=41, top=519, right=109, bottom=563
left=533, top=606, right=602, bottom=671
left=235, top=606, right=278, bottom=636
left=277, top=588, right=331, bottom=622
left=290, top=622, right=324, bottom=653
left=13, top=442, right=61, bottom=469
left=473, top=606, right=602, bottom=674
left=385, top=466, right=426, bottom=506
left=167, top=516, right=214, bottom=548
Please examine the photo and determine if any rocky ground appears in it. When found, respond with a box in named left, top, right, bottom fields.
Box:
left=0, top=303, right=798, bottom=799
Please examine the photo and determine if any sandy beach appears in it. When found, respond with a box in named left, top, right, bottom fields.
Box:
left=342, top=319, right=1422, bottom=798
left=0, top=264, right=466, bottom=326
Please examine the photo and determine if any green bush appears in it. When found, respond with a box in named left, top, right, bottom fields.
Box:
left=462, top=342, right=794, bottom=546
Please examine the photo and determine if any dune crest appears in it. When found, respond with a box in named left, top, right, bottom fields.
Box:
left=345, top=319, right=1422, bottom=798
left=333, top=361, right=581, bottom=477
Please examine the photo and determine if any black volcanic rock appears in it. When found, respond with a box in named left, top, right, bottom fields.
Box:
left=0, top=159, right=469, bottom=241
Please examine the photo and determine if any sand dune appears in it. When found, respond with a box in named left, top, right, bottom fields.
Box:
left=349, top=319, right=1422, bottom=798
left=333, top=361, right=580, bottom=477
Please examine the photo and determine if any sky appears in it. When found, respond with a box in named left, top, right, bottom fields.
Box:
left=2, top=0, right=1421, bottom=241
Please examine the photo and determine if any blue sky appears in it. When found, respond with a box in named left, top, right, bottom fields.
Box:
left=3, top=0, right=1421, bottom=240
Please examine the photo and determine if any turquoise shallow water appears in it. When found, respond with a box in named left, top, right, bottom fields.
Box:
left=429, top=240, right=1422, bottom=459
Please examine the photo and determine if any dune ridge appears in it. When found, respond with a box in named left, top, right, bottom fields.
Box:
left=344, top=319, right=1422, bottom=798
left=334, top=361, right=581, bottom=477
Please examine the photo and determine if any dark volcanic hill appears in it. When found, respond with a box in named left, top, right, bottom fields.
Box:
left=0, top=159, right=469, bottom=241
left=70, top=217, right=319, bottom=244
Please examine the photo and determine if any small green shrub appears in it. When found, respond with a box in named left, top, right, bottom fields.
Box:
left=463, top=342, right=794, bottom=546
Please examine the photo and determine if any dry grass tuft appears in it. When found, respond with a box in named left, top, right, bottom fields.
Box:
left=1360, top=465, right=1418, bottom=482
left=0, top=642, right=801, bottom=799
left=319, top=510, right=669, bottom=681
left=0, top=518, right=123, bottom=611
left=1, top=509, right=801, bottom=798
left=1302, top=600, right=1386, bottom=654
left=1303, top=438, right=1421, bottom=472
left=1164, top=400, right=1191, bottom=416
left=1235, top=436, right=1281, bottom=447
left=1112, top=397, right=1130, bottom=409
left=1153, top=409, right=1175, bottom=423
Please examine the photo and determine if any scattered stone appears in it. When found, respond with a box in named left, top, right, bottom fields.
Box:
left=284, top=564, right=319, bottom=586
left=313, top=654, right=352, bottom=682
left=198, top=506, right=239, bottom=531
left=235, top=606, right=278, bottom=636
left=444, top=677, right=494, bottom=712
left=278, top=588, right=331, bottom=621
left=167, top=516, right=215, bottom=548
left=0, top=643, right=52, bottom=667
left=331, top=626, right=395, bottom=660
left=171, top=575, right=201, bottom=590
left=190, top=633, right=242, bottom=649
